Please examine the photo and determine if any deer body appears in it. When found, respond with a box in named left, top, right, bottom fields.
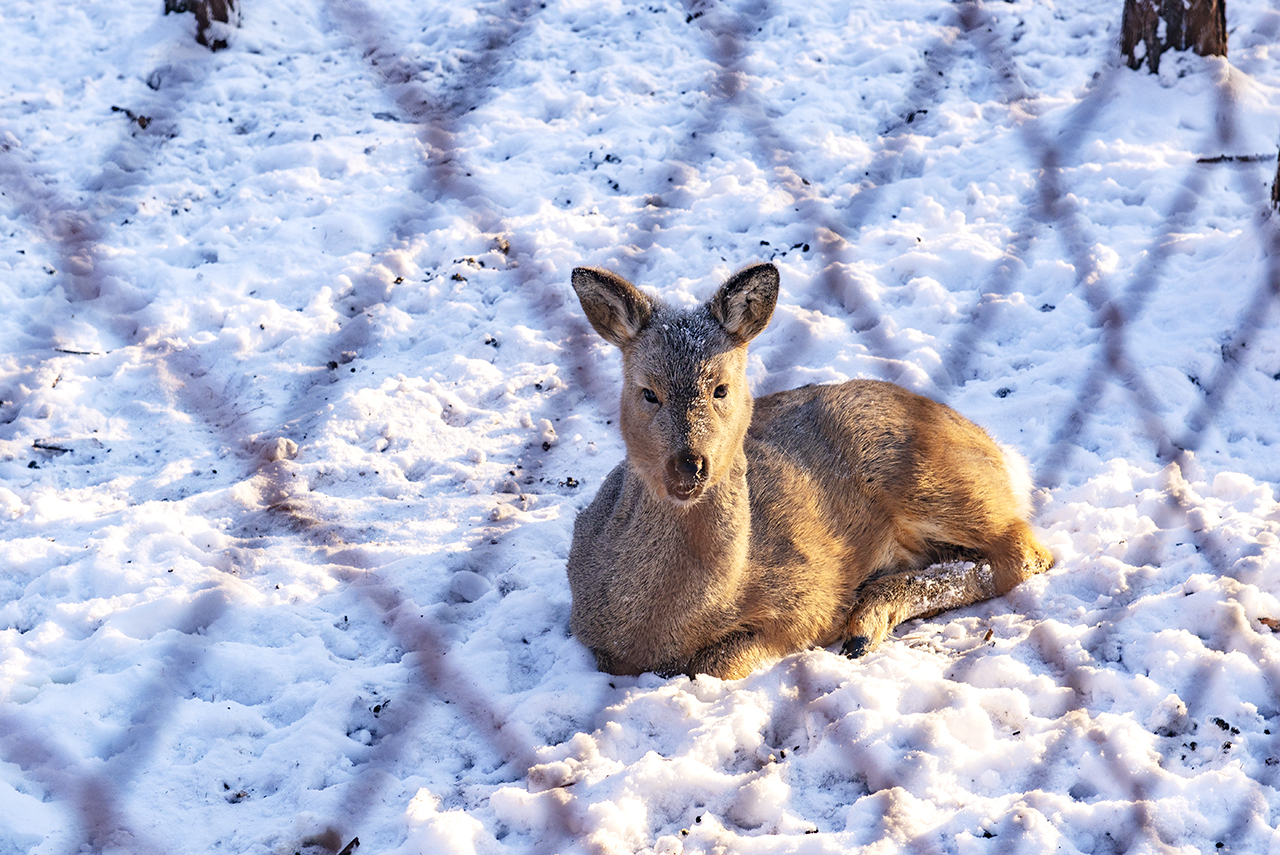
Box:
left=567, top=263, right=1054, bottom=680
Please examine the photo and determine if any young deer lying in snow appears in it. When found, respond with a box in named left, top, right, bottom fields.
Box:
left=567, top=263, right=1054, bottom=680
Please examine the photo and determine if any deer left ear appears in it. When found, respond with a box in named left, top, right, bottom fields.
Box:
left=708, top=263, right=779, bottom=344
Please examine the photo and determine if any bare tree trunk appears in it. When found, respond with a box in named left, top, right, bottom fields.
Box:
left=164, top=0, right=240, bottom=51
left=1271, top=151, right=1280, bottom=212
left=1121, top=0, right=1227, bottom=74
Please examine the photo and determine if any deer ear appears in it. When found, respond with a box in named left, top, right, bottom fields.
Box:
left=572, top=267, right=655, bottom=348
left=708, top=263, right=779, bottom=344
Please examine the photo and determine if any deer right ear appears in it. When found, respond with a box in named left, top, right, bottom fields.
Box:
left=571, top=267, right=655, bottom=348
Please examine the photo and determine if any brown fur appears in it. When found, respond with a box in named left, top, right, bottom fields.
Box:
left=567, top=263, right=1054, bottom=679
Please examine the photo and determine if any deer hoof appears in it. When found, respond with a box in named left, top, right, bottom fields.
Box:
left=842, top=636, right=871, bottom=659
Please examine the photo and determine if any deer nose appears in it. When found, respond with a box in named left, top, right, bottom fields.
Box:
left=673, top=450, right=704, bottom=478
left=664, top=449, right=708, bottom=502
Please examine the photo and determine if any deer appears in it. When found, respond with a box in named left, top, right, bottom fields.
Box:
left=566, top=262, right=1055, bottom=680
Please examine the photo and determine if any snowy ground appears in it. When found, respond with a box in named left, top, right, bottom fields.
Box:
left=2, top=0, right=1280, bottom=852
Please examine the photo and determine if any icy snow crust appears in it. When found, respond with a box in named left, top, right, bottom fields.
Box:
left=2, top=0, right=1280, bottom=852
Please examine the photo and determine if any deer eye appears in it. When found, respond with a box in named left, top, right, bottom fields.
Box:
left=713, top=384, right=728, bottom=399
left=642, top=388, right=659, bottom=404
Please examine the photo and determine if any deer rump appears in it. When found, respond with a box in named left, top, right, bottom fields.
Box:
left=566, top=263, right=1054, bottom=680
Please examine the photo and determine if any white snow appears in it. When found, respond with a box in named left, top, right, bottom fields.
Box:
left=2, top=0, right=1280, bottom=853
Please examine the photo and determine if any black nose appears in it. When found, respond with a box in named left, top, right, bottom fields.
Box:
left=674, top=450, right=704, bottom=477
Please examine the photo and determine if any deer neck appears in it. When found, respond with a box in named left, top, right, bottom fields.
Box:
left=628, top=450, right=751, bottom=579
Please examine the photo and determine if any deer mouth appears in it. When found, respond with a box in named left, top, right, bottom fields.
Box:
left=665, top=477, right=703, bottom=503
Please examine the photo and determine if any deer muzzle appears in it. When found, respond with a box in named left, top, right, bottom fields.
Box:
left=664, top=449, right=706, bottom=502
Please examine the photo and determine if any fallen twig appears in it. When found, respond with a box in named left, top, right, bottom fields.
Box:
left=1195, top=153, right=1275, bottom=164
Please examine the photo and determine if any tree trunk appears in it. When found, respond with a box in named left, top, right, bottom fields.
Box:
left=164, top=0, right=240, bottom=51
left=1121, top=0, right=1227, bottom=74
left=1271, top=151, right=1280, bottom=212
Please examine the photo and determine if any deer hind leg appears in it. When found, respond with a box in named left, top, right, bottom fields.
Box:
left=842, top=519, right=1054, bottom=658
left=841, top=559, right=999, bottom=658
left=984, top=518, right=1055, bottom=594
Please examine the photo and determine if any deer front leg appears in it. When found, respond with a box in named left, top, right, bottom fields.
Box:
left=662, top=630, right=787, bottom=680
left=841, top=560, right=999, bottom=658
